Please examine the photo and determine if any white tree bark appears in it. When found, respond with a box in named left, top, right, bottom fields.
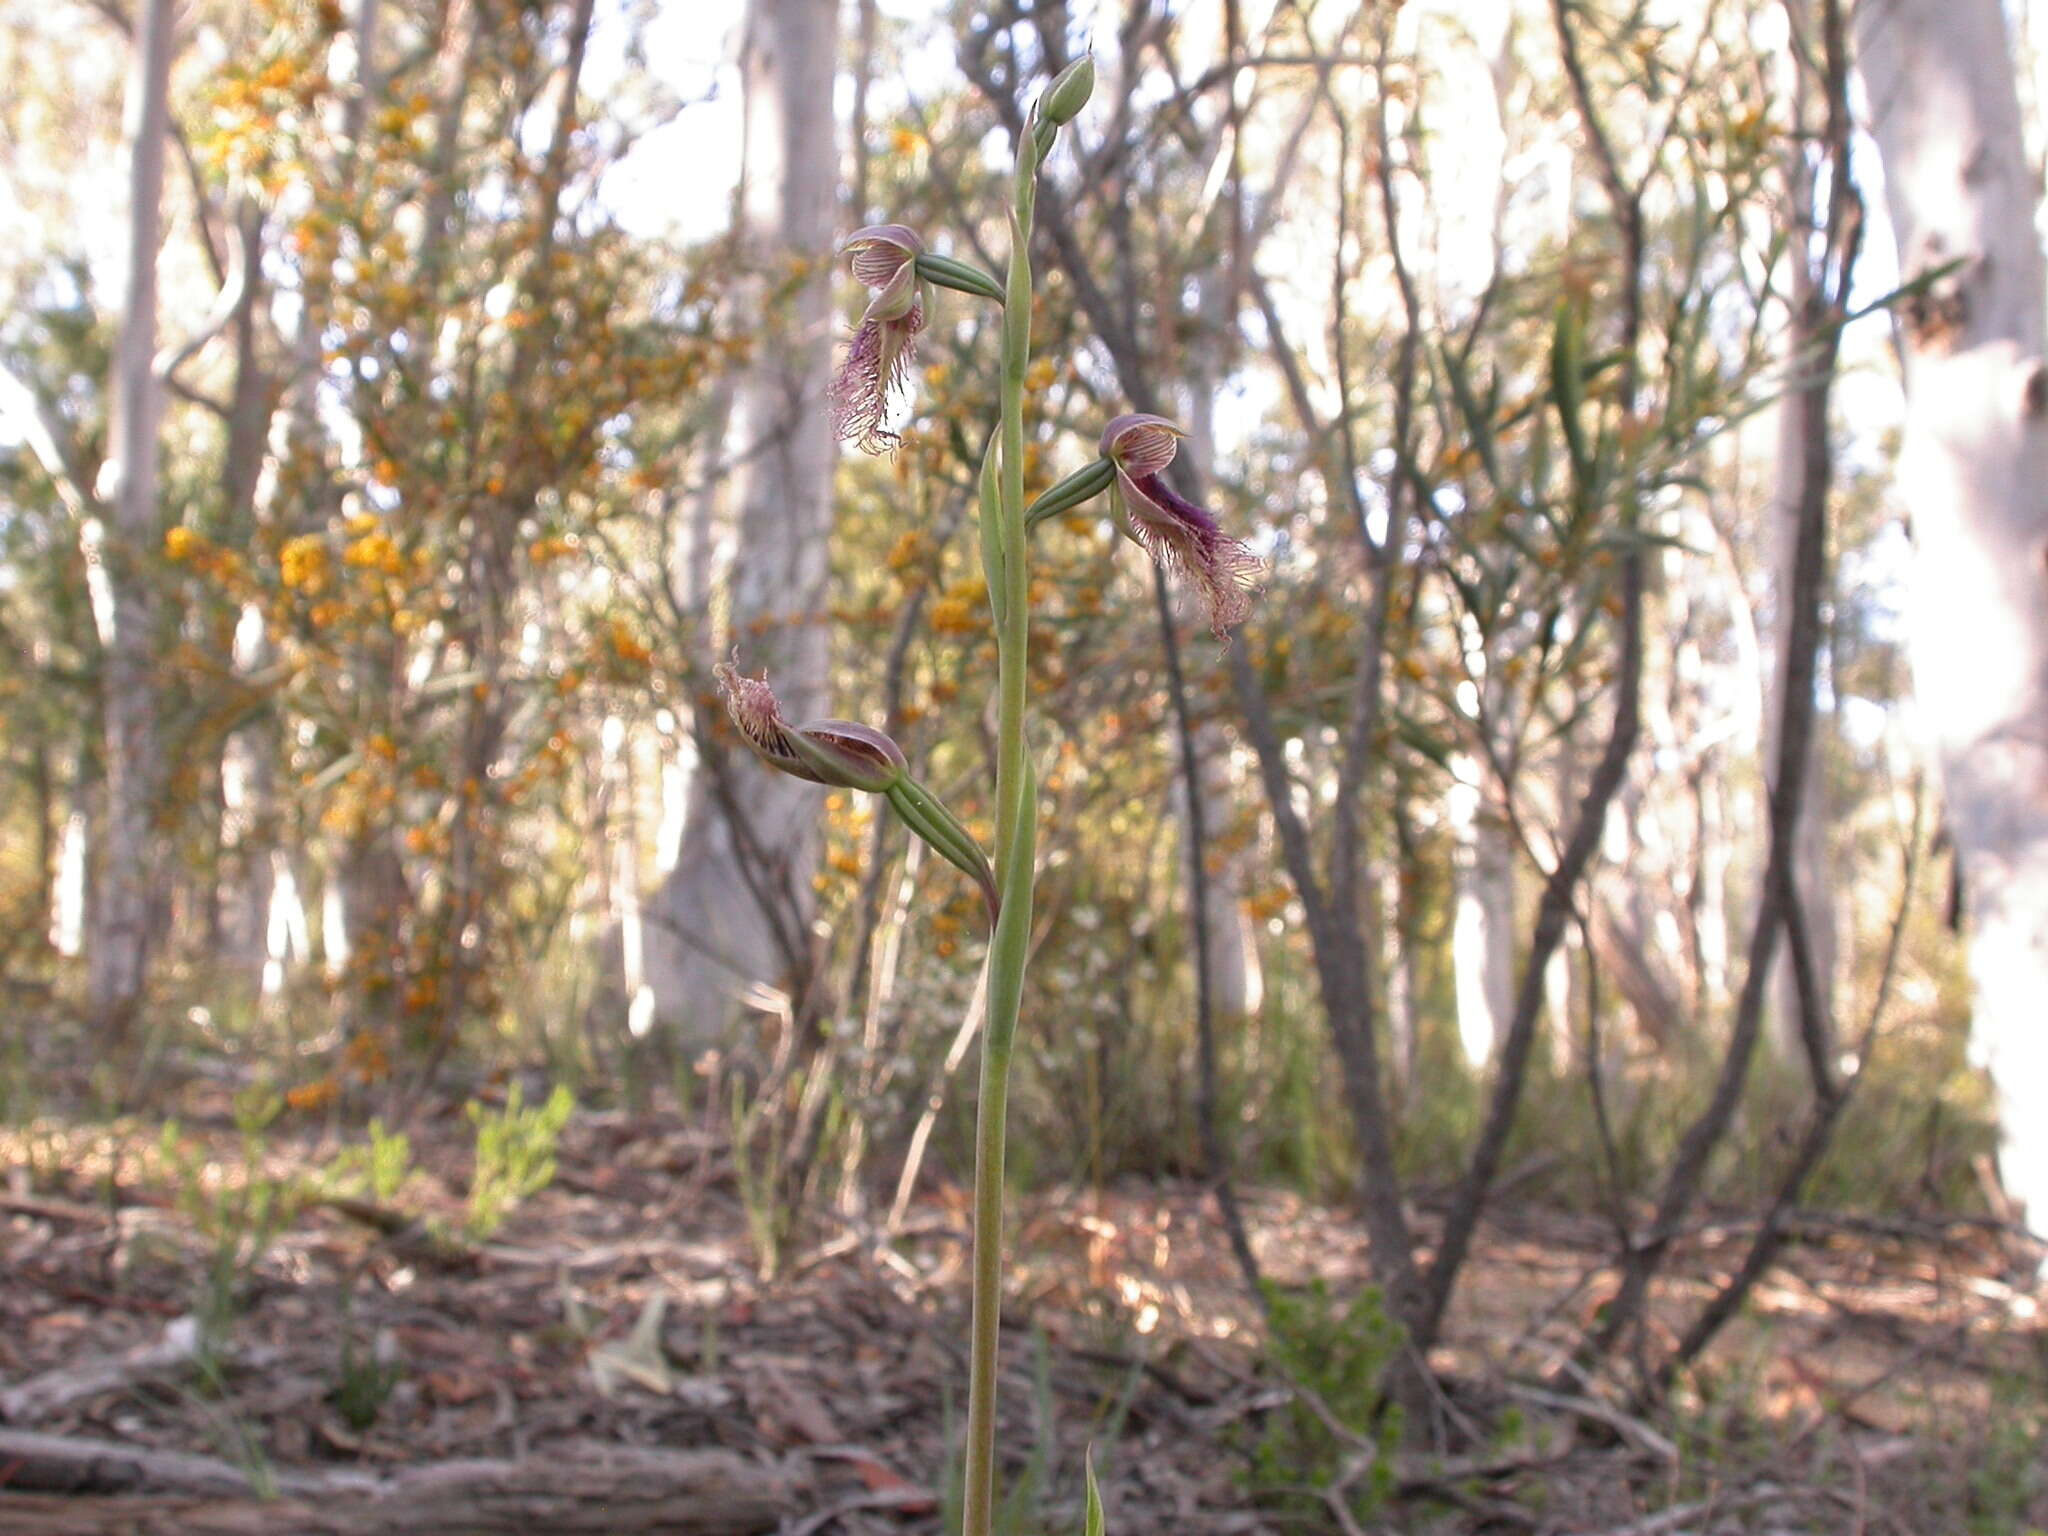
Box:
left=1183, top=325, right=1263, bottom=1025
left=82, top=0, right=175, bottom=1035
left=1447, top=752, right=1514, bottom=1069
left=646, top=0, right=839, bottom=1052
left=1857, top=0, right=2048, bottom=1234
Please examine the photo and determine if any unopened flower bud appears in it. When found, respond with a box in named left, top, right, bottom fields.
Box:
left=1040, top=55, right=1095, bottom=127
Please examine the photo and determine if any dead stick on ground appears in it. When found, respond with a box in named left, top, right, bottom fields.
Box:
left=0, top=1315, right=207, bottom=1424
left=0, top=1428, right=791, bottom=1535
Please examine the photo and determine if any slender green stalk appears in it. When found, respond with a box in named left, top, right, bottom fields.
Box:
left=961, top=122, right=1043, bottom=1536
left=732, top=59, right=1123, bottom=1533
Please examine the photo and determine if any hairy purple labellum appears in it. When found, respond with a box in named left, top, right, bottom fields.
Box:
left=1101, top=414, right=1260, bottom=636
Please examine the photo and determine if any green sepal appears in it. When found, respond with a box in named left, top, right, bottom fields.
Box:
left=1024, top=456, right=1115, bottom=528
left=915, top=253, right=1005, bottom=304
left=1083, top=1447, right=1105, bottom=1535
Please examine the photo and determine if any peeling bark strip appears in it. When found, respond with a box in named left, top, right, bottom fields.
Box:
left=0, top=1429, right=789, bottom=1535
left=1856, top=0, right=2048, bottom=1240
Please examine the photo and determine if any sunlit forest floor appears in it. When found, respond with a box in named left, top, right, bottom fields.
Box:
left=2, top=1073, right=2043, bottom=1534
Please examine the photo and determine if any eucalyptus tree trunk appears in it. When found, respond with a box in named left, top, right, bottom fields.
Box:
left=1763, top=33, right=1838, bottom=1068
left=1856, top=0, right=2048, bottom=1235
left=1447, top=751, right=1514, bottom=1069
left=1183, top=326, right=1262, bottom=1026
left=215, top=203, right=277, bottom=975
left=646, top=0, right=839, bottom=1052
left=83, top=0, right=175, bottom=1038
left=1765, top=360, right=1838, bottom=1069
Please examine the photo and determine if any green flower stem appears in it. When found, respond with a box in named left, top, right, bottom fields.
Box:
left=961, top=119, right=1043, bottom=1536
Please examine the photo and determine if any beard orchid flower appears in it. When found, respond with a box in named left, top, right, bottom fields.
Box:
left=830, top=224, right=929, bottom=454
left=715, top=656, right=907, bottom=792
left=1100, top=412, right=1261, bottom=636
left=716, top=655, right=997, bottom=911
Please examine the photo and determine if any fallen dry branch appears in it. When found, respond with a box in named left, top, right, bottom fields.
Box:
left=0, top=1192, right=112, bottom=1226
left=0, top=1428, right=793, bottom=1534
left=0, top=1315, right=205, bottom=1424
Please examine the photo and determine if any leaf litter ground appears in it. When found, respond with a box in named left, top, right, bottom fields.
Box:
left=1, top=1088, right=2042, bottom=1533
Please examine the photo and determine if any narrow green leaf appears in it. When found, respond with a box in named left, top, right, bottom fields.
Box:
left=1083, top=1447, right=1105, bottom=1536
left=1550, top=301, right=1591, bottom=494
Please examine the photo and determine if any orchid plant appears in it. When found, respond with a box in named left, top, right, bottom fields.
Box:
left=718, top=57, right=1257, bottom=1533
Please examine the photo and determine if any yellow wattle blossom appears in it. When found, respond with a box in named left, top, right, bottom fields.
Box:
left=930, top=596, right=979, bottom=635
left=280, top=534, right=329, bottom=594
left=1245, top=886, right=1290, bottom=923
left=885, top=530, right=931, bottom=573
left=286, top=1077, right=340, bottom=1113
left=164, top=526, right=204, bottom=562
left=607, top=621, right=652, bottom=666
left=343, top=1031, right=391, bottom=1083
left=344, top=530, right=401, bottom=572
left=529, top=535, right=577, bottom=564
